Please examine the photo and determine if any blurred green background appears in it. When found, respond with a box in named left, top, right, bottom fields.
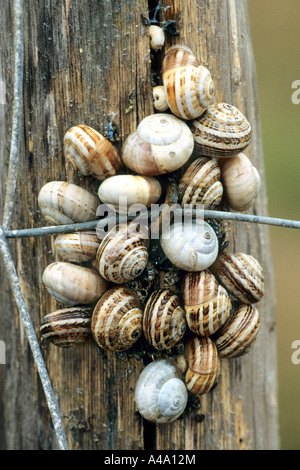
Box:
left=248, top=0, right=300, bottom=450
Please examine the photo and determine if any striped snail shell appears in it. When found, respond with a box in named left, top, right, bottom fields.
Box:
left=42, top=262, right=107, bottom=306
left=182, top=270, right=232, bottom=336
left=178, top=157, right=223, bottom=209
left=40, top=306, right=92, bottom=347
left=143, top=289, right=187, bottom=350
left=64, top=125, right=122, bottom=180
left=220, top=153, right=261, bottom=212
left=54, top=230, right=100, bottom=263
left=162, top=45, right=214, bottom=120
left=38, top=181, right=99, bottom=225
left=160, top=219, right=218, bottom=272
left=98, top=175, right=162, bottom=214
left=121, top=113, right=194, bottom=176
left=210, top=252, right=265, bottom=304
left=184, top=335, right=220, bottom=395
left=148, top=25, right=165, bottom=51
left=152, top=86, right=169, bottom=112
left=95, top=224, right=149, bottom=284
left=213, top=304, right=260, bottom=358
left=91, top=286, right=143, bottom=352
left=135, top=358, right=188, bottom=423
left=190, top=103, right=252, bottom=158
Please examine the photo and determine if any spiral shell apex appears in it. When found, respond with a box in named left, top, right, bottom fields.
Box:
left=191, top=103, right=252, bottom=158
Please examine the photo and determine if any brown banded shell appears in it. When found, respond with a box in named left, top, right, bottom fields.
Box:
left=178, top=157, right=223, bottom=209
left=210, top=252, right=265, bottom=304
left=40, top=306, right=92, bottom=347
left=153, top=86, right=169, bottom=112
left=91, top=286, right=143, bottom=351
left=95, top=224, right=149, bottom=284
left=42, top=262, right=107, bottom=306
left=182, top=270, right=232, bottom=336
left=121, top=113, right=194, bottom=176
left=162, top=45, right=214, bottom=120
left=143, top=289, right=187, bottom=350
left=64, top=125, right=122, bottom=180
left=38, top=181, right=99, bottom=225
left=54, top=230, right=100, bottom=263
left=214, top=304, right=260, bottom=358
left=190, top=103, right=252, bottom=158
left=184, top=335, right=220, bottom=395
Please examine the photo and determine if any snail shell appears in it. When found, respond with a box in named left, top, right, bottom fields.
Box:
left=42, top=262, right=107, bottom=306
left=220, top=153, right=261, bottom=211
left=184, top=335, right=220, bottom=395
left=135, top=358, right=188, bottom=423
left=40, top=306, right=92, bottom=347
left=38, top=181, right=99, bottom=225
left=95, top=224, right=149, bottom=284
left=148, top=25, right=165, bottom=51
left=182, top=270, right=232, bottom=336
left=213, top=304, right=260, bottom=358
left=210, top=252, right=265, bottom=304
left=162, top=45, right=214, bottom=120
left=98, top=175, right=162, bottom=213
left=190, top=103, right=252, bottom=158
left=54, top=230, right=100, bottom=263
left=178, top=157, right=223, bottom=209
left=160, top=220, right=218, bottom=272
left=143, top=289, right=187, bottom=350
left=91, top=286, right=143, bottom=352
left=64, top=125, right=122, bottom=180
left=153, top=86, right=169, bottom=112
left=121, top=113, right=194, bottom=176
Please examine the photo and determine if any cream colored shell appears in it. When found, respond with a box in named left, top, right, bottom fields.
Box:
left=54, top=230, right=100, bottom=263
left=148, top=25, right=165, bottom=51
left=153, top=86, right=169, bottom=112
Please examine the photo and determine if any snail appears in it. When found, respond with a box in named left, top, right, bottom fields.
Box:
left=64, top=124, right=122, bottom=180
left=91, top=286, right=143, bottom=352
left=134, top=358, right=188, bottom=423
left=182, top=270, right=232, bottom=336
left=95, top=223, right=149, bottom=284
left=213, top=304, right=260, bottom=358
left=210, top=252, right=265, bottom=304
left=219, top=153, right=261, bottom=212
left=38, top=181, right=99, bottom=225
left=121, top=113, right=194, bottom=176
left=148, top=25, right=165, bottom=51
left=143, top=289, right=186, bottom=350
left=184, top=335, right=220, bottom=395
left=162, top=45, right=214, bottom=120
left=40, top=306, right=92, bottom=347
left=190, top=103, right=252, bottom=158
left=98, top=174, right=162, bottom=214
left=160, top=219, right=219, bottom=272
left=53, top=230, right=100, bottom=263
left=152, top=85, right=169, bottom=112
left=42, top=262, right=107, bottom=306
left=178, top=156, right=223, bottom=209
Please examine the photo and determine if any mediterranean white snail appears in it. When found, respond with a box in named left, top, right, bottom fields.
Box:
left=182, top=270, right=232, bottom=336
left=190, top=103, right=252, bottom=158
left=54, top=230, right=100, bottom=263
left=210, top=252, right=265, bottom=304
left=135, top=358, right=188, bottom=423
left=160, top=219, right=218, bottom=271
left=38, top=181, right=99, bottom=225
left=64, top=124, right=122, bottom=180
left=152, top=85, right=169, bottom=112
left=213, top=304, right=260, bottom=358
left=40, top=306, right=92, bottom=347
left=148, top=25, right=165, bottom=51
left=162, top=45, right=214, bottom=120
left=143, top=289, right=186, bottom=350
left=42, top=262, right=107, bottom=306
left=178, top=156, right=223, bottom=209
left=121, top=113, right=194, bottom=176
left=91, top=286, right=143, bottom=352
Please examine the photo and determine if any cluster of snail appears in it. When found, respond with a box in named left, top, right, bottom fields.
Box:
left=37, top=28, right=264, bottom=425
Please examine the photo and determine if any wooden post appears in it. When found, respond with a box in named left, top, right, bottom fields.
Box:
left=0, top=0, right=279, bottom=450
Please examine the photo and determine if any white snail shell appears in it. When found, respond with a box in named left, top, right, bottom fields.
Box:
left=121, top=113, right=194, bottom=176
left=135, top=358, right=188, bottom=423
left=54, top=230, right=100, bottom=263
left=160, top=219, right=218, bottom=271
left=148, top=25, right=165, bottom=51
left=152, top=86, right=169, bottom=112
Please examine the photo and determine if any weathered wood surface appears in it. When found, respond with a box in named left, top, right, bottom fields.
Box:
left=0, top=0, right=279, bottom=450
